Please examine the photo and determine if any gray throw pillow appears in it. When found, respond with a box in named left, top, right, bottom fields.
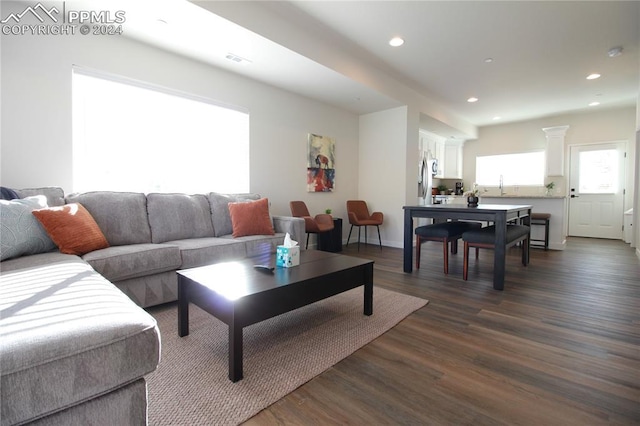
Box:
left=207, top=193, right=260, bottom=237
left=0, top=196, right=56, bottom=261
left=207, top=193, right=238, bottom=237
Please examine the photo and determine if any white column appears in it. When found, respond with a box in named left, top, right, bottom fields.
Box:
left=542, top=125, right=569, bottom=176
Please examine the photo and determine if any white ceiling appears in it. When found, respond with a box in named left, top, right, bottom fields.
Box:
left=91, top=0, right=639, bottom=138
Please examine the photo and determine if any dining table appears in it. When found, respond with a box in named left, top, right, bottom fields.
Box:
left=403, top=203, right=532, bottom=290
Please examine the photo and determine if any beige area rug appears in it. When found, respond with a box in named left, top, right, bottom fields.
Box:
left=146, top=286, right=428, bottom=425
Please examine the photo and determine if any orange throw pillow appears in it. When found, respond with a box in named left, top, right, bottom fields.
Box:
left=32, top=203, right=110, bottom=255
left=228, top=198, right=275, bottom=238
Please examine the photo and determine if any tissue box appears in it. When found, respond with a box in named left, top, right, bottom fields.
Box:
left=276, top=245, right=300, bottom=267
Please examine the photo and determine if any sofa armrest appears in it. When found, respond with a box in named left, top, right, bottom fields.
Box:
left=272, top=216, right=305, bottom=249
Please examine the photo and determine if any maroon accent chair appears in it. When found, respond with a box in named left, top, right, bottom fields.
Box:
left=346, top=200, right=383, bottom=251
left=289, top=201, right=334, bottom=249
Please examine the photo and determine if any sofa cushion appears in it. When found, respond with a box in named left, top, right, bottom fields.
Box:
left=0, top=261, right=160, bottom=425
left=32, top=203, right=110, bottom=255
left=82, top=243, right=182, bottom=282
left=0, top=196, right=56, bottom=261
left=15, top=186, right=66, bottom=207
left=168, top=237, right=247, bottom=269
left=228, top=198, right=275, bottom=237
left=207, top=192, right=261, bottom=237
left=66, top=191, right=152, bottom=245
left=462, top=225, right=530, bottom=245
left=0, top=251, right=81, bottom=274
left=220, top=233, right=285, bottom=257
left=415, top=221, right=482, bottom=238
left=147, top=193, right=215, bottom=243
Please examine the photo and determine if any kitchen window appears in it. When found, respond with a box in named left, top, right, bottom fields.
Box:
left=72, top=67, right=250, bottom=194
left=475, top=151, right=545, bottom=186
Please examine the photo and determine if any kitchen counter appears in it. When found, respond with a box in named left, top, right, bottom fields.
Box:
left=482, top=195, right=566, bottom=199
left=481, top=196, right=567, bottom=250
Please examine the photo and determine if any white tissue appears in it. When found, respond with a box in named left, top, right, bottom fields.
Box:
left=283, top=232, right=298, bottom=247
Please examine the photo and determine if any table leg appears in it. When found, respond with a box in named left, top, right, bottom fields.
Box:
left=524, top=209, right=531, bottom=264
left=364, top=264, right=373, bottom=316
left=403, top=209, right=413, bottom=272
left=229, top=321, right=243, bottom=382
left=178, top=277, right=189, bottom=337
left=493, top=213, right=507, bottom=291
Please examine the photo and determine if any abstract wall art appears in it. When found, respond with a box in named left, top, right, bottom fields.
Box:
left=307, top=133, right=335, bottom=192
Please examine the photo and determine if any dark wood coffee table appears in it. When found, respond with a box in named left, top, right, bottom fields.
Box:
left=177, top=250, right=374, bottom=382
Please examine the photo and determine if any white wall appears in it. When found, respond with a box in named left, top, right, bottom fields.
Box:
left=359, top=106, right=408, bottom=247
left=0, top=29, right=361, bottom=228
left=464, top=107, right=637, bottom=211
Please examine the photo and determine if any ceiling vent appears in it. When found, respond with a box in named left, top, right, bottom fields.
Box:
left=225, top=53, right=252, bottom=65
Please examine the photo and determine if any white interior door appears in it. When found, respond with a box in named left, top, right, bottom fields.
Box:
left=568, top=142, right=626, bottom=239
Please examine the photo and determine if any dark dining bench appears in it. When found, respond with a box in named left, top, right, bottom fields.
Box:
left=462, top=225, right=530, bottom=281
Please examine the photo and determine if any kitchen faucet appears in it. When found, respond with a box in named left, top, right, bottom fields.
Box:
left=499, top=175, right=505, bottom=196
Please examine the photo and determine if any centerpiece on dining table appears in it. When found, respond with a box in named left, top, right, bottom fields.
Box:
left=464, top=183, right=480, bottom=207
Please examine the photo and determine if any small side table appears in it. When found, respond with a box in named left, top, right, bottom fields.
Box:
left=318, top=218, right=342, bottom=252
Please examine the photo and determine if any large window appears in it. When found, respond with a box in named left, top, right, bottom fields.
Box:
left=72, top=68, right=249, bottom=194
left=475, top=151, right=545, bottom=187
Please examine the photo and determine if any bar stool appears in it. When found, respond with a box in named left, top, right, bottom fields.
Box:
left=530, top=213, right=551, bottom=250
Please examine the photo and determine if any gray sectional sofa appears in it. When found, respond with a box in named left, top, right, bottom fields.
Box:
left=0, top=187, right=304, bottom=425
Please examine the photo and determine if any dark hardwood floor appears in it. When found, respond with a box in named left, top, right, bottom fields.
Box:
left=244, top=237, right=639, bottom=425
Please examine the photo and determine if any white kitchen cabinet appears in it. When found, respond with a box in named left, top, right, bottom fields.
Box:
left=432, top=140, right=445, bottom=177
left=443, top=141, right=463, bottom=179
left=419, top=131, right=463, bottom=179
left=420, top=131, right=444, bottom=160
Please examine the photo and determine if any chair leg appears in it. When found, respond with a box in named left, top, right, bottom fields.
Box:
left=306, top=233, right=310, bottom=249
left=463, top=241, right=469, bottom=280
left=522, top=236, right=530, bottom=266
left=376, top=225, right=382, bottom=250
left=364, top=226, right=367, bottom=246
left=346, top=225, right=354, bottom=246
left=416, top=235, right=422, bottom=269
left=443, top=238, right=449, bottom=274
left=357, top=226, right=361, bottom=251
left=475, top=247, right=479, bottom=259
left=544, top=219, right=549, bottom=250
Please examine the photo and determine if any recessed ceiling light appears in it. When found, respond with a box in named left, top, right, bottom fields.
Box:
left=586, top=73, right=601, bottom=80
left=607, top=46, right=623, bottom=57
left=493, top=116, right=502, bottom=120
left=589, top=101, right=600, bottom=107
left=484, top=58, right=494, bottom=63
left=467, top=97, right=478, bottom=103
left=389, top=37, right=404, bottom=47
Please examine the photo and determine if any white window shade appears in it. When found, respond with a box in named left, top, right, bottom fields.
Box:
left=72, top=68, right=249, bottom=194
left=475, top=151, right=545, bottom=186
